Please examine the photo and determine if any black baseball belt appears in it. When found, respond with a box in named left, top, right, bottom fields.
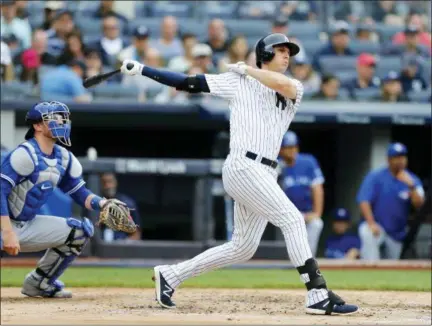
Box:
left=245, top=151, right=278, bottom=169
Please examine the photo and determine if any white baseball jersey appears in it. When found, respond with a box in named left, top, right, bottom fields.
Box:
left=204, top=72, right=304, bottom=160
left=159, top=71, right=327, bottom=307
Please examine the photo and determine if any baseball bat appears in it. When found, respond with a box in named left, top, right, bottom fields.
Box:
left=82, top=63, right=134, bottom=88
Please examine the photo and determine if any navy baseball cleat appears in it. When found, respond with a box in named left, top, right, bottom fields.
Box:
left=152, top=266, right=176, bottom=309
left=306, top=291, right=359, bottom=315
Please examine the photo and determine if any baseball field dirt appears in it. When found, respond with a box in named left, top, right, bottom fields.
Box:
left=1, top=288, right=431, bottom=325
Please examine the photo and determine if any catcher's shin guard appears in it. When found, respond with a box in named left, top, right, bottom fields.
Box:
left=21, top=217, right=94, bottom=298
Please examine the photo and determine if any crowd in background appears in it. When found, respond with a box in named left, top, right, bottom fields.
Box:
left=0, top=0, right=431, bottom=104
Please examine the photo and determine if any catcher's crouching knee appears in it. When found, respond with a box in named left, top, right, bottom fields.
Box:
left=66, top=218, right=94, bottom=252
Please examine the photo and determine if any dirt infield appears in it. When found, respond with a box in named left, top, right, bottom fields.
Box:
left=1, top=288, right=431, bottom=325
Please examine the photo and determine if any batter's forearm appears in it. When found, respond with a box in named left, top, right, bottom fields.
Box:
left=245, top=67, right=298, bottom=99
left=311, top=184, right=324, bottom=216
left=359, top=202, right=376, bottom=224
left=1, top=215, right=13, bottom=231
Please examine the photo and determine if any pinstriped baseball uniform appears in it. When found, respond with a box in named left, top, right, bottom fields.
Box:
left=160, top=72, right=327, bottom=305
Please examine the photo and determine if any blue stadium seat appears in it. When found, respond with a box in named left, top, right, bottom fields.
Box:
left=319, top=56, right=357, bottom=74
left=407, top=88, right=431, bottom=103
left=289, top=22, right=321, bottom=40
left=128, top=18, right=163, bottom=37
left=422, top=61, right=431, bottom=84
left=93, top=84, right=140, bottom=101
left=375, top=24, right=404, bottom=43
left=148, top=1, right=194, bottom=18
left=353, top=88, right=381, bottom=101
left=335, top=70, right=357, bottom=84
left=224, top=19, right=272, bottom=38
left=350, top=40, right=380, bottom=54
left=301, top=39, right=325, bottom=58
left=337, top=88, right=351, bottom=100
left=198, top=1, right=239, bottom=19
left=75, top=17, right=102, bottom=37
left=376, top=56, right=402, bottom=78
left=0, top=81, right=34, bottom=101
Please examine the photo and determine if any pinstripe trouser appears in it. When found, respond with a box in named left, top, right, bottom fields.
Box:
left=162, top=149, right=313, bottom=288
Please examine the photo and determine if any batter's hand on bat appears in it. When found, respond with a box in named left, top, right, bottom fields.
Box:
left=2, top=229, right=20, bottom=256
left=226, top=61, right=248, bottom=76
left=121, top=59, right=145, bottom=76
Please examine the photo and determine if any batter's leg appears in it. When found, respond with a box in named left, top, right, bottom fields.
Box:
left=306, top=218, right=324, bottom=257
left=154, top=201, right=268, bottom=308
left=15, top=215, right=93, bottom=298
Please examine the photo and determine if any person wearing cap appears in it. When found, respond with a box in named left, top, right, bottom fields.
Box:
left=46, top=10, right=75, bottom=58
left=392, top=12, right=431, bottom=52
left=376, top=71, right=408, bottom=102
left=279, top=131, right=325, bottom=257
left=343, top=52, right=380, bottom=99
left=311, top=74, right=342, bottom=100
left=1, top=0, right=31, bottom=50
left=399, top=55, right=428, bottom=94
left=289, top=56, right=321, bottom=95
left=168, top=33, right=197, bottom=73
left=312, top=21, right=354, bottom=71
left=117, top=25, right=151, bottom=64
left=325, top=208, right=360, bottom=260
left=357, top=142, right=425, bottom=260
left=191, top=43, right=217, bottom=74
left=382, top=25, right=430, bottom=58
left=40, top=60, right=92, bottom=103
left=41, top=1, right=65, bottom=31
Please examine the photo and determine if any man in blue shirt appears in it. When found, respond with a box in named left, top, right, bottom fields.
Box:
left=279, top=131, right=324, bottom=257
left=357, top=143, right=425, bottom=260
left=325, top=208, right=360, bottom=260
left=100, top=172, right=141, bottom=241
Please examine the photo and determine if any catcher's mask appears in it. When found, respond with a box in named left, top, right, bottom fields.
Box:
left=25, top=101, right=72, bottom=146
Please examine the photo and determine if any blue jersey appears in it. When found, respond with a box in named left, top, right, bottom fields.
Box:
left=280, top=153, right=324, bottom=213
left=0, top=138, right=85, bottom=221
left=38, top=188, right=73, bottom=218
left=325, top=233, right=361, bottom=259
left=356, top=167, right=424, bottom=241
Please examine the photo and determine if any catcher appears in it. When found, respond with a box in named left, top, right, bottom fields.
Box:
left=0, top=101, right=136, bottom=298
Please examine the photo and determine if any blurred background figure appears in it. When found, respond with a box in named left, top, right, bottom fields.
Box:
left=117, top=25, right=151, bottom=65
left=41, top=1, right=65, bottom=31
left=1, top=0, right=31, bottom=51
left=218, top=35, right=249, bottom=72
left=205, top=19, right=229, bottom=65
left=311, top=74, right=342, bottom=100
left=383, top=25, right=431, bottom=57
left=1, top=39, right=14, bottom=81
left=150, top=15, right=183, bottom=64
left=392, top=11, right=431, bottom=51
left=279, top=131, right=325, bottom=257
left=57, top=30, right=87, bottom=65
left=357, top=143, right=425, bottom=260
left=91, top=0, right=128, bottom=26
left=399, top=55, right=428, bottom=94
left=289, top=56, right=321, bottom=95
left=325, top=208, right=360, bottom=260
left=100, top=172, right=141, bottom=242
left=168, top=33, right=197, bottom=73
left=376, top=71, right=408, bottom=102
left=191, top=43, right=217, bottom=74
left=46, top=9, right=75, bottom=58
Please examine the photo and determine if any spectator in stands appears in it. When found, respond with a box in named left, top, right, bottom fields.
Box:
left=40, top=1, right=65, bottom=31
left=245, top=49, right=257, bottom=68
left=15, top=0, right=28, bottom=19
left=91, top=14, right=127, bottom=67
left=168, top=33, right=197, bottom=73
left=0, top=0, right=31, bottom=50
left=355, top=24, right=377, bottom=42
left=100, top=172, right=141, bottom=241
left=117, top=25, right=150, bottom=66
left=218, top=35, right=249, bottom=73
left=57, top=30, right=87, bottom=66
left=150, top=16, right=183, bottom=64
left=237, top=1, right=278, bottom=19
left=311, top=74, right=342, bottom=100
left=90, top=0, right=128, bottom=27
left=191, top=43, right=217, bottom=74
left=368, top=0, right=406, bottom=25
left=279, top=1, right=318, bottom=21
left=46, top=10, right=75, bottom=58
left=40, top=59, right=92, bottom=103
left=383, top=25, right=430, bottom=58
left=375, top=71, right=409, bottom=102
left=205, top=19, right=229, bottom=61
left=399, top=55, right=428, bottom=94
left=84, top=48, right=106, bottom=80
left=325, top=208, right=360, bottom=260
left=271, top=15, right=308, bottom=62
left=279, top=131, right=325, bottom=257
left=312, top=21, right=354, bottom=71
left=333, top=0, right=369, bottom=23
left=289, top=56, right=321, bottom=95
left=2, top=33, right=20, bottom=58
left=122, top=48, right=164, bottom=101
left=0, top=40, right=14, bottom=81
left=392, top=12, right=431, bottom=52
left=343, top=53, right=381, bottom=99
left=357, top=142, right=425, bottom=260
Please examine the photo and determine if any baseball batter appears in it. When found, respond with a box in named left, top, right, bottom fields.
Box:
left=121, top=33, right=358, bottom=315
left=0, top=101, right=131, bottom=298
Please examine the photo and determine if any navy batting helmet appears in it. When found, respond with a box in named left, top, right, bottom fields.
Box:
left=255, top=33, right=300, bottom=68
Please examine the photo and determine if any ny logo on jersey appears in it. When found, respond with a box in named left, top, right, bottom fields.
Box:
left=276, top=93, right=287, bottom=111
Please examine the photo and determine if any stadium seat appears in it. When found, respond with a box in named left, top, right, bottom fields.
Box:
left=334, top=70, right=357, bottom=84
left=198, top=1, right=239, bottom=19
left=375, top=23, right=404, bottom=43
left=93, top=84, right=140, bottom=101
left=75, top=17, right=102, bottom=37
left=319, top=56, right=358, bottom=74
left=337, top=88, right=351, bottom=100
left=353, top=88, right=381, bottom=101
left=422, top=61, right=431, bottom=84
left=148, top=1, right=194, bottom=18
left=289, top=22, right=321, bottom=40
left=128, top=18, right=163, bottom=37
left=407, top=88, right=432, bottom=103
left=224, top=19, right=272, bottom=38
left=350, top=40, right=380, bottom=54
left=301, top=39, right=325, bottom=58
left=0, top=81, right=34, bottom=101
left=376, top=56, right=402, bottom=78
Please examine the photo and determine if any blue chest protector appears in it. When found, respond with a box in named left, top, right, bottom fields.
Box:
left=2, top=139, right=78, bottom=221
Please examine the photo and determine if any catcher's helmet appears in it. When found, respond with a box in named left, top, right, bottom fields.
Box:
left=255, top=33, right=300, bottom=68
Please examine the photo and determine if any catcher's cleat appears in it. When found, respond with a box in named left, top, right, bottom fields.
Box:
left=306, top=290, right=359, bottom=315
left=152, top=266, right=176, bottom=309
left=21, top=273, right=72, bottom=298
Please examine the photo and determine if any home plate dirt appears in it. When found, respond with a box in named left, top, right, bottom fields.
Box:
left=1, top=288, right=431, bottom=325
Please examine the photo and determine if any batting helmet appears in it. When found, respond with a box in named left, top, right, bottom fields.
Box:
left=255, top=33, right=300, bottom=68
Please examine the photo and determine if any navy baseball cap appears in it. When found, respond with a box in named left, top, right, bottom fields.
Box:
left=333, top=208, right=351, bottom=221
left=405, top=25, right=420, bottom=34
left=281, top=131, right=298, bottom=147
left=387, top=142, right=408, bottom=157
left=383, top=71, right=400, bottom=83
left=133, top=25, right=150, bottom=39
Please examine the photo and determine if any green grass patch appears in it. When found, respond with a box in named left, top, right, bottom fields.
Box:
left=1, top=267, right=430, bottom=292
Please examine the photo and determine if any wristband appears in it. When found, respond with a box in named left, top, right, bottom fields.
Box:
left=90, top=195, right=103, bottom=211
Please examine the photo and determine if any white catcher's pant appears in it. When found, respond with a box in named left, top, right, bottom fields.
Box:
left=161, top=149, right=314, bottom=289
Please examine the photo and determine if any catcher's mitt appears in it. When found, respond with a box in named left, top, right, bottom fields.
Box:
left=98, top=199, right=137, bottom=234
